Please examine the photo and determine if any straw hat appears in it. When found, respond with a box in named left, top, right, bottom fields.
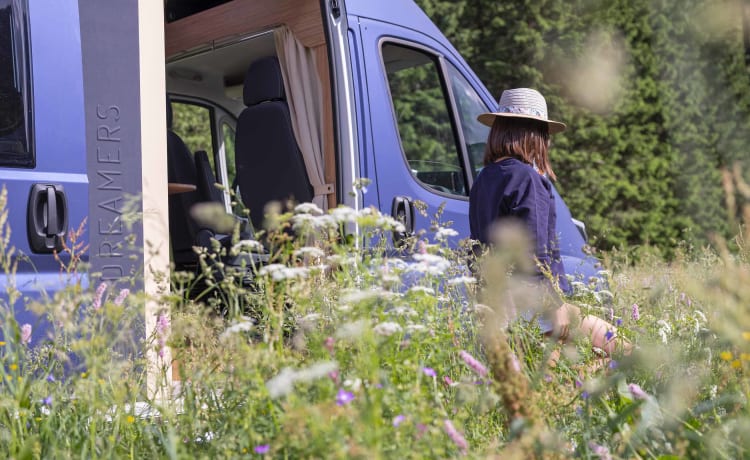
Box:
left=477, top=88, right=566, bottom=134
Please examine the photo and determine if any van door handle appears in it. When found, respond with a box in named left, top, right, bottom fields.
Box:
left=27, top=184, right=68, bottom=253
left=391, top=195, right=414, bottom=246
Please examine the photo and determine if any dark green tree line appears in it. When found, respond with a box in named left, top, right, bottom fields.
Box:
left=417, top=0, right=750, bottom=256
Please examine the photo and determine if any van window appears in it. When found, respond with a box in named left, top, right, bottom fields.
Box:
left=446, top=64, right=490, bottom=177
left=221, top=122, right=236, bottom=190
left=170, top=100, right=216, bottom=170
left=0, top=0, right=33, bottom=168
left=383, top=43, right=468, bottom=196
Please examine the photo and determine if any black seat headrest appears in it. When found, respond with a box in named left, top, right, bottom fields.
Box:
left=243, top=56, right=285, bottom=106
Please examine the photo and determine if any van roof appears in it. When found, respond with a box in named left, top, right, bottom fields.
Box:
left=345, top=0, right=444, bottom=44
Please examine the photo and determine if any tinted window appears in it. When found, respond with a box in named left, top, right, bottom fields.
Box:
left=0, top=0, right=33, bottom=167
left=446, top=63, right=490, bottom=177
left=383, top=43, right=467, bottom=196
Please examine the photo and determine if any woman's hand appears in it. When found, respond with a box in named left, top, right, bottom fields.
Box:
left=553, top=303, right=580, bottom=341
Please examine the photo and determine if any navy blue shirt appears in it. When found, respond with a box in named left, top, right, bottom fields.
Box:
left=469, top=158, right=570, bottom=294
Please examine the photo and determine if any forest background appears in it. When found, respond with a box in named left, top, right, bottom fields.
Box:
left=415, top=0, right=750, bottom=258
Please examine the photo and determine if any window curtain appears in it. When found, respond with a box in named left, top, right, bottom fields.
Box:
left=274, top=26, right=331, bottom=210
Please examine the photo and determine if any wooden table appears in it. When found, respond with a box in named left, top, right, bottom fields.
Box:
left=168, top=183, right=197, bottom=195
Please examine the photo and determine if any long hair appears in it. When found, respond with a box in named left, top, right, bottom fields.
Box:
left=482, top=117, right=556, bottom=181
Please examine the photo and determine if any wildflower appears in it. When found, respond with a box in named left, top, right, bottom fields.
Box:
left=435, top=227, right=459, bottom=241
left=741, top=353, right=750, bottom=361
left=407, top=285, right=435, bottom=296
left=294, top=361, right=338, bottom=383
left=422, top=367, right=436, bottom=377
left=608, top=360, right=618, bottom=369
left=126, top=415, right=135, bottom=424
left=588, top=441, right=612, bottom=460
left=459, top=350, right=488, bottom=377
left=373, top=321, right=402, bottom=337
left=336, top=389, right=355, bottom=406
left=9, top=363, right=17, bottom=371
left=324, top=336, right=335, bottom=354
left=20, top=323, right=31, bottom=345
left=393, top=415, right=406, bottom=427
left=631, top=303, right=640, bottom=321
left=231, top=239, right=264, bottom=253
left=0, top=341, right=5, bottom=346
left=254, top=444, right=270, bottom=454
left=155, top=313, right=169, bottom=358
left=628, top=383, right=649, bottom=400
left=443, top=419, right=468, bottom=453
left=575, top=379, right=583, bottom=388
left=604, top=330, right=615, bottom=342
left=544, top=374, right=553, bottom=382
left=743, top=331, right=750, bottom=341
left=581, top=391, right=590, bottom=400
left=113, top=288, right=129, bottom=306
left=266, top=368, right=296, bottom=399
left=731, top=360, right=742, bottom=369
left=294, top=202, right=323, bottom=215
left=328, top=370, right=339, bottom=383
left=443, top=376, right=455, bottom=386
left=219, top=318, right=254, bottom=340
left=720, top=351, right=733, bottom=361
left=615, top=318, right=623, bottom=327
left=46, top=374, right=55, bottom=383
left=293, top=246, right=326, bottom=259
left=42, top=396, right=52, bottom=406
left=93, top=282, right=107, bottom=310
left=447, top=276, right=477, bottom=286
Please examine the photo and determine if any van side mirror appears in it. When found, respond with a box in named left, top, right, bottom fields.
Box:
left=571, top=218, right=588, bottom=243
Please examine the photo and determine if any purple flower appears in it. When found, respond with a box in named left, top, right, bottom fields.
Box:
left=604, top=330, right=615, bottom=342
left=324, top=336, right=335, bottom=354
left=443, top=376, right=454, bottom=386
left=46, top=374, right=56, bottom=383
left=113, top=288, right=130, bottom=306
left=443, top=419, right=468, bottom=453
left=253, top=444, right=270, bottom=454
left=628, top=383, right=649, bottom=400
left=575, top=379, right=583, bottom=388
left=631, top=303, right=640, bottom=321
left=335, top=388, right=354, bottom=406
left=608, top=360, right=618, bottom=369
left=393, top=414, right=406, bottom=427
left=422, top=367, right=436, bottom=377
left=20, top=323, right=32, bottom=345
left=544, top=374, right=553, bottom=382
left=615, top=318, right=623, bottom=327
left=42, top=396, right=52, bottom=406
left=575, top=406, right=583, bottom=415
left=93, top=282, right=107, bottom=310
left=459, top=350, right=488, bottom=377
left=581, top=391, right=590, bottom=400
left=588, top=441, right=612, bottom=460
left=155, top=313, right=169, bottom=358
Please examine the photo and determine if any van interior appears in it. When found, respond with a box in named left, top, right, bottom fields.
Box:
left=163, top=0, right=337, bottom=275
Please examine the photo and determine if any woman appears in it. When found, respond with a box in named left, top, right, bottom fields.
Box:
left=470, top=88, right=625, bottom=357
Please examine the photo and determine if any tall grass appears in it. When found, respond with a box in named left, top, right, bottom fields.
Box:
left=0, top=183, right=748, bottom=458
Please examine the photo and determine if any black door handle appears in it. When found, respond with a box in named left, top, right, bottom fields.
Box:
left=391, top=195, right=414, bottom=247
left=27, top=184, right=68, bottom=253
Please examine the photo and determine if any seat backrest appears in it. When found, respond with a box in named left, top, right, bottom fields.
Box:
left=234, top=56, right=313, bottom=230
left=194, top=150, right=224, bottom=204
left=166, top=96, right=202, bottom=268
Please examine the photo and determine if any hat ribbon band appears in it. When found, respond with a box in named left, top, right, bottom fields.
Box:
left=498, top=105, right=546, bottom=119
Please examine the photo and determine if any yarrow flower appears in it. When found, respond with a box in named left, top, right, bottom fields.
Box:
left=459, top=350, right=488, bottom=377
left=20, top=323, right=32, bottom=345
left=373, top=321, right=402, bottom=337
left=631, top=303, right=640, bottom=321
left=443, top=419, right=468, bottom=453
left=336, top=388, right=355, bottom=406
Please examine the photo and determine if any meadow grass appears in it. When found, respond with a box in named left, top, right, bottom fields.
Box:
left=0, top=186, right=749, bottom=459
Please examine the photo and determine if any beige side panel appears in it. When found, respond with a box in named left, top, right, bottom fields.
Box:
left=139, top=0, right=171, bottom=398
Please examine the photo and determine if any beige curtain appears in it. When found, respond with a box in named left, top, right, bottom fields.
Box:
left=274, top=26, right=332, bottom=210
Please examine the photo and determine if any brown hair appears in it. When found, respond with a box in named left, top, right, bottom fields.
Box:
left=482, top=117, right=556, bottom=181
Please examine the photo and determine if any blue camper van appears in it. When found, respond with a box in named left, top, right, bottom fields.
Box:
left=0, top=0, right=600, bottom=342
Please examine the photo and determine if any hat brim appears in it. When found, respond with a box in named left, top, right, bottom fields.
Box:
left=477, top=112, right=566, bottom=134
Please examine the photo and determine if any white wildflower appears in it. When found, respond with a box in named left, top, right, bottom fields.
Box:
left=407, top=285, right=435, bottom=296
left=388, top=306, right=417, bottom=317
left=341, top=288, right=394, bottom=304
left=294, top=361, right=338, bottom=383
left=294, top=246, right=326, bottom=259
left=447, top=276, right=476, bottom=286
left=656, top=319, right=672, bottom=344
left=330, top=206, right=358, bottom=223
left=259, top=264, right=309, bottom=281
left=291, top=213, right=317, bottom=230
left=406, top=324, right=427, bottom=333
left=294, top=203, right=324, bottom=215
left=343, top=378, right=362, bottom=391
left=409, top=253, right=451, bottom=276
left=300, top=313, right=322, bottom=324
left=435, top=227, right=459, bottom=241
left=219, top=316, right=254, bottom=340
left=231, top=239, right=264, bottom=253
left=266, top=368, right=297, bottom=399
left=327, top=254, right=358, bottom=266
left=373, top=321, right=403, bottom=336
left=593, top=290, right=614, bottom=304
left=335, top=320, right=368, bottom=339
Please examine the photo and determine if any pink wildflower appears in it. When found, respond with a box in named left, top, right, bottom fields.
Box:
left=20, top=323, right=32, bottom=345
left=155, top=313, right=169, bottom=358
left=93, top=282, right=107, bottom=310
left=324, top=336, right=335, bottom=355
left=631, top=303, right=640, bottom=321
left=588, top=441, right=612, bottom=460
left=443, top=419, right=468, bottom=453
left=459, top=350, right=488, bottom=377
left=113, top=288, right=130, bottom=306
left=443, top=375, right=454, bottom=386
left=628, top=383, right=649, bottom=400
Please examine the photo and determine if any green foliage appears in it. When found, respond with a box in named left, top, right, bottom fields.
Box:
left=417, top=0, right=750, bottom=257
